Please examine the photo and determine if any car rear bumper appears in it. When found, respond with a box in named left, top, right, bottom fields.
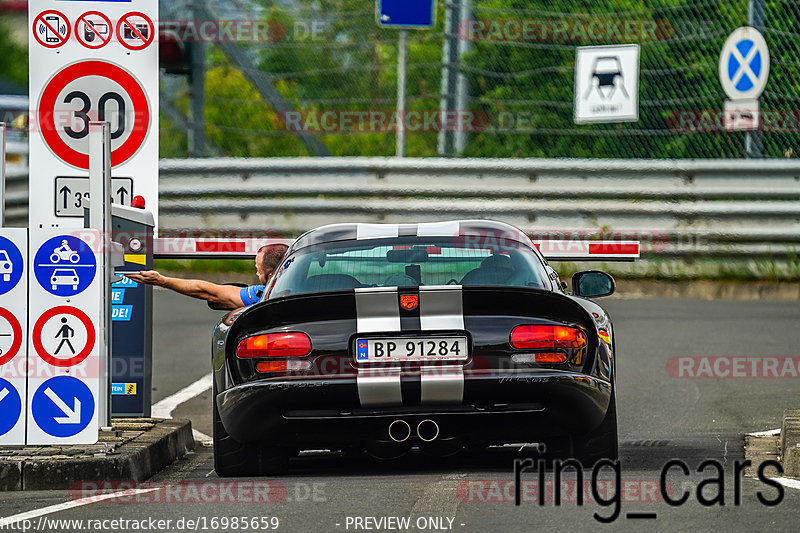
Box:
left=216, top=371, right=612, bottom=446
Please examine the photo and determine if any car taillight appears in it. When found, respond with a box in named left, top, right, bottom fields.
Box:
left=236, top=332, right=311, bottom=358
left=510, top=325, right=587, bottom=350
left=532, top=352, right=568, bottom=363
left=256, top=360, right=312, bottom=373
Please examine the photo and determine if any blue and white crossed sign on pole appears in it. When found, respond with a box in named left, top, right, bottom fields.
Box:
left=33, top=234, right=97, bottom=297
left=719, top=26, right=770, bottom=101
left=0, top=377, right=23, bottom=437
left=31, top=376, right=95, bottom=438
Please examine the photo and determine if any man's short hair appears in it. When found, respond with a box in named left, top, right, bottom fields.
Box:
left=258, top=243, right=289, bottom=274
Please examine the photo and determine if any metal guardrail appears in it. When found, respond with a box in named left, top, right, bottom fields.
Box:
left=6, top=158, right=800, bottom=260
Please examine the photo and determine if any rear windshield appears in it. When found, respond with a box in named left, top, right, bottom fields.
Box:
left=267, top=237, right=550, bottom=299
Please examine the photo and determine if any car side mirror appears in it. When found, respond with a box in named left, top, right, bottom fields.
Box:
left=572, top=271, right=615, bottom=298
left=208, top=283, right=248, bottom=311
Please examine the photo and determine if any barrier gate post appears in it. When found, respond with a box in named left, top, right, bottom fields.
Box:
left=88, top=122, right=113, bottom=429
left=84, top=202, right=154, bottom=418
left=110, top=204, right=154, bottom=417
left=0, top=122, right=5, bottom=227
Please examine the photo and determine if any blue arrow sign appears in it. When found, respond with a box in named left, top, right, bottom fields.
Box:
left=33, top=235, right=97, bottom=297
left=31, top=376, right=95, bottom=438
left=0, top=378, right=22, bottom=437
left=378, top=0, right=435, bottom=28
left=0, top=236, right=24, bottom=296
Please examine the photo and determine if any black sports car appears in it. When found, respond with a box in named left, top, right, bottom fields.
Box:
left=212, top=220, right=624, bottom=476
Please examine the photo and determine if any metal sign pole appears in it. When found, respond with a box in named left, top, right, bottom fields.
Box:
left=396, top=30, right=408, bottom=157
left=89, top=121, right=112, bottom=429
left=0, top=123, right=5, bottom=227
left=746, top=0, right=765, bottom=158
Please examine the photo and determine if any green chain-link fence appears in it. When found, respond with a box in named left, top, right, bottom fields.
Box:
left=160, top=0, right=800, bottom=159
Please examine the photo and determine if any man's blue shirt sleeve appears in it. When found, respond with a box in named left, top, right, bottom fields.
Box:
left=240, top=285, right=265, bottom=307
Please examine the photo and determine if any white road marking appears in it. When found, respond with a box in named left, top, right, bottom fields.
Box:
left=0, top=488, right=159, bottom=527
left=774, top=477, right=800, bottom=491
left=151, top=373, right=213, bottom=444
left=748, top=428, right=781, bottom=437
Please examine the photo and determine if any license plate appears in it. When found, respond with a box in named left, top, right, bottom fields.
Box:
left=355, top=337, right=468, bottom=362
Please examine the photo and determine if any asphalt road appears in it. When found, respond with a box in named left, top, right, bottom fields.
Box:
left=1, top=290, right=799, bottom=532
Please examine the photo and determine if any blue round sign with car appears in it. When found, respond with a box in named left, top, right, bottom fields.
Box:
left=0, top=236, right=24, bottom=296
left=33, top=235, right=96, bottom=297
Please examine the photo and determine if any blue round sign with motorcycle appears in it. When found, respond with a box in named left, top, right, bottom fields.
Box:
left=33, top=235, right=96, bottom=297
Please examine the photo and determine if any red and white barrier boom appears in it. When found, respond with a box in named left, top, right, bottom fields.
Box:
left=152, top=237, right=639, bottom=261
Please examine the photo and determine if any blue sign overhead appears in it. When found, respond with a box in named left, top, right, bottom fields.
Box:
left=0, top=378, right=22, bottom=437
left=0, top=236, right=24, bottom=296
left=33, top=235, right=96, bottom=297
left=31, top=376, right=95, bottom=438
left=377, top=0, right=435, bottom=28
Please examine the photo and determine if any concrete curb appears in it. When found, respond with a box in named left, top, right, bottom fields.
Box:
left=0, top=419, right=194, bottom=491
left=781, top=409, right=800, bottom=478
left=745, top=410, right=800, bottom=480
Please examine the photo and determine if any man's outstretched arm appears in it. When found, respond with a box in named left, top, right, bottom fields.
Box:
left=126, top=271, right=244, bottom=309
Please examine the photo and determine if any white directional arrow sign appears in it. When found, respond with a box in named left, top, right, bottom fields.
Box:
left=0, top=388, right=8, bottom=404
left=45, top=387, right=81, bottom=424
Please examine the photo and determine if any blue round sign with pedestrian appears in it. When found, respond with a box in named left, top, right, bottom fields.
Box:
left=0, top=378, right=22, bottom=437
left=32, top=376, right=95, bottom=438
left=33, top=235, right=96, bottom=297
left=0, top=236, right=24, bottom=296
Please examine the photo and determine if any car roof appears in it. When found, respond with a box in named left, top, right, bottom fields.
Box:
left=289, top=220, right=537, bottom=254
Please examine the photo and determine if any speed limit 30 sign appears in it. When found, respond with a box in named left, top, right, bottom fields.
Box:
left=38, top=61, right=150, bottom=169
left=28, top=0, right=158, bottom=229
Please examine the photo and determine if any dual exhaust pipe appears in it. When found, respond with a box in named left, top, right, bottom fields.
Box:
left=388, top=419, right=440, bottom=443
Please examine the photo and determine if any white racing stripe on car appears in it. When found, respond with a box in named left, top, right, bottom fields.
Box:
left=420, top=366, right=464, bottom=404
left=419, top=286, right=465, bottom=331
left=417, top=221, right=460, bottom=237
left=355, top=287, right=401, bottom=332
left=355, top=288, right=404, bottom=406
left=357, top=368, right=403, bottom=407
left=356, top=223, right=400, bottom=240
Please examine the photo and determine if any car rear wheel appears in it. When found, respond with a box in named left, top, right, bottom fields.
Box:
left=571, top=391, right=618, bottom=467
left=213, top=381, right=290, bottom=477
